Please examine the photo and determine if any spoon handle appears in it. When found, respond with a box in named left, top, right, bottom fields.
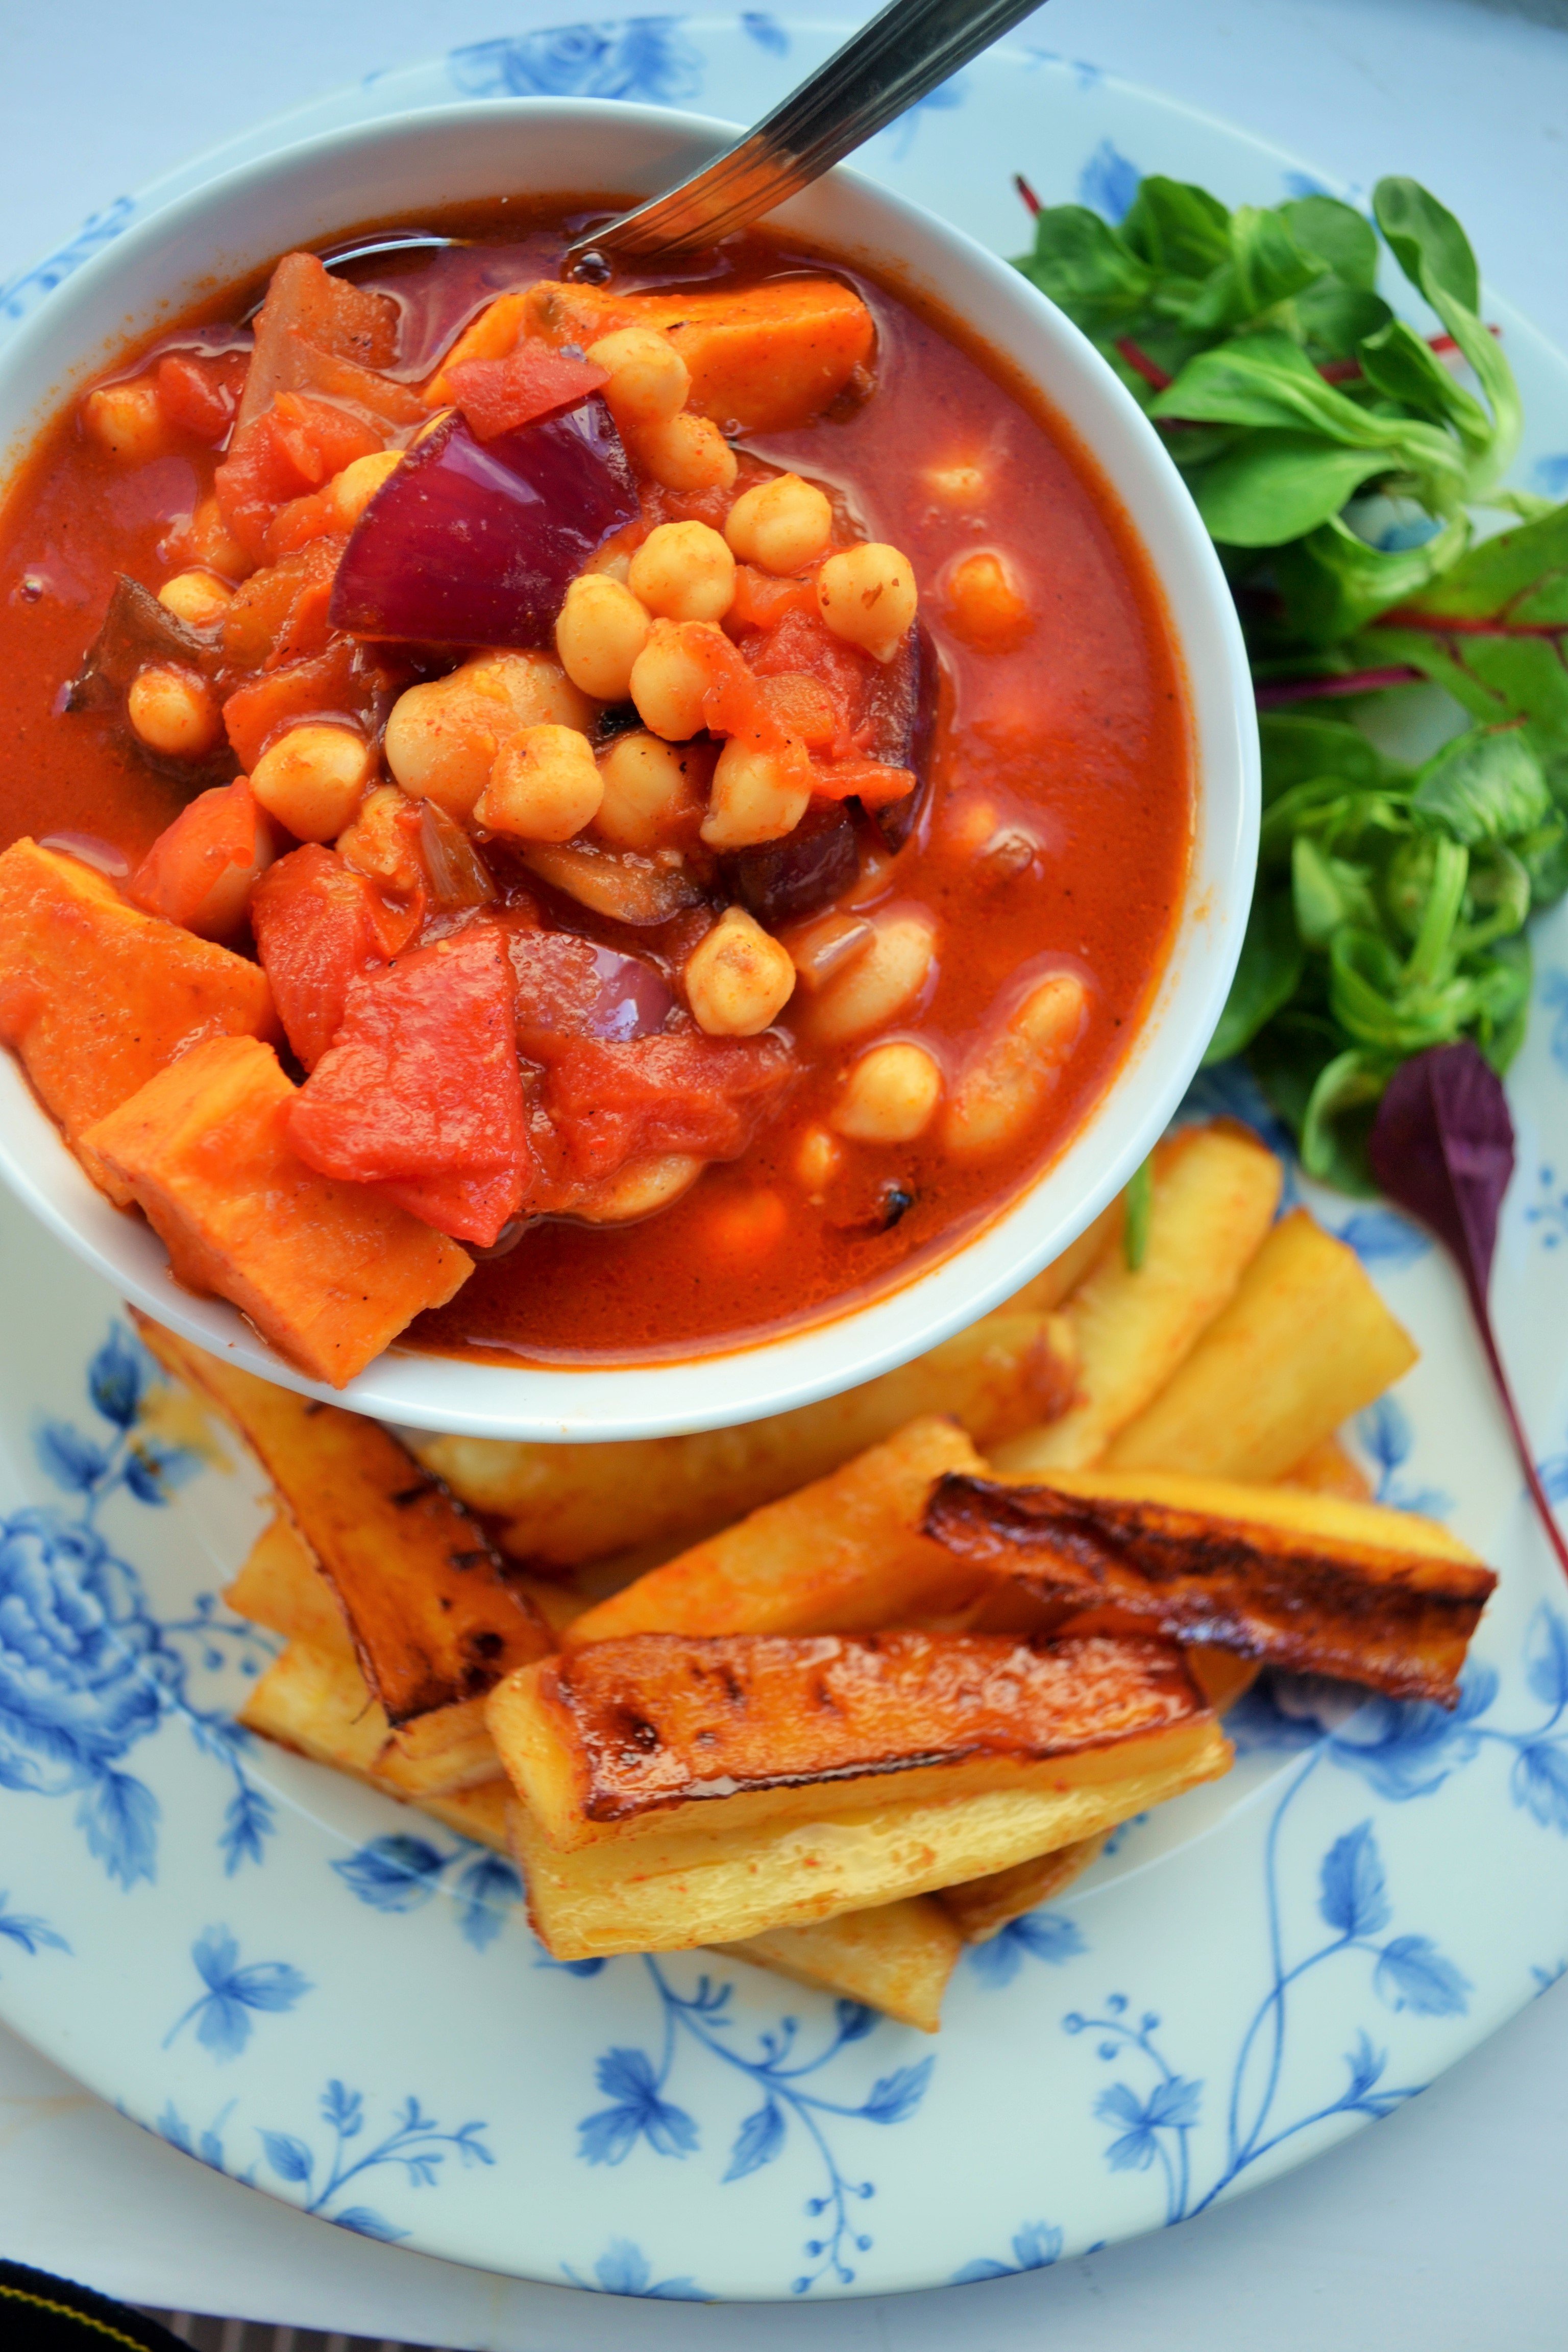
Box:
left=567, top=0, right=1049, bottom=265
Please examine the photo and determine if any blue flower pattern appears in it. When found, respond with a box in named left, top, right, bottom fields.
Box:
left=965, top=1908, right=1085, bottom=1988
left=0, top=197, right=136, bottom=324
left=951, top=2219, right=1066, bottom=2284
left=1077, top=138, right=1140, bottom=224
left=562, top=2238, right=712, bottom=2297
left=0, top=1896, right=69, bottom=1971
left=1353, top=1394, right=1452, bottom=1515
left=0, top=1326, right=277, bottom=1884
left=162, top=1926, right=309, bottom=2061
left=158, top=2078, right=492, bottom=2241
left=331, top=1830, right=522, bottom=1952
left=448, top=18, right=703, bottom=105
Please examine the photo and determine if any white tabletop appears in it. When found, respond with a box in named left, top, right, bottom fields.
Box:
left=4, top=0, right=1568, bottom=2341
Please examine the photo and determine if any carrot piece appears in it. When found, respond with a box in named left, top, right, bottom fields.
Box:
left=128, top=778, right=278, bottom=940
left=523, top=277, right=875, bottom=431
left=85, top=1035, right=471, bottom=1386
left=423, top=289, right=533, bottom=406
left=810, top=756, right=916, bottom=809
left=288, top=926, right=529, bottom=1247
left=0, top=839, right=276, bottom=1201
left=446, top=346, right=608, bottom=440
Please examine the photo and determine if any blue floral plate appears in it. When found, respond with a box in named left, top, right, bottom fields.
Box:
left=3, top=11, right=1568, bottom=2301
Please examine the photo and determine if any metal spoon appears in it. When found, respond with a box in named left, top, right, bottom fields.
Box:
left=564, top=0, right=1049, bottom=276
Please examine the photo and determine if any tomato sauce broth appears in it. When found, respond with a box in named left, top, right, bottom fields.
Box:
left=0, top=206, right=1190, bottom=1369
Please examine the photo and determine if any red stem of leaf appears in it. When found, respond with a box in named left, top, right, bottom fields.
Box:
left=1115, top=338, right=1173, bottom=391
left=1014, top=173, right=1043, bottom=218
left=1464, top=1280, right=1568, bottom=1585
left=1374, top=610, right=1567, bottom=641
left=1254, top=667, right=1425, bottom=707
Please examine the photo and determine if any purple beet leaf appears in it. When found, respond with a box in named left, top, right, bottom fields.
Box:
left=329, top=397, right=638, bottom=648
left=1368, top=1040, right=1568, bottom=1581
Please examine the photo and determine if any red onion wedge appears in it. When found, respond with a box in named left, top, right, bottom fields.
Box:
left=328, top=398, right=638, bottom=648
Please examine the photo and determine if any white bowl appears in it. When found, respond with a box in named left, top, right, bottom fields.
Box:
left=0, top=99, right=1258, bottom=1438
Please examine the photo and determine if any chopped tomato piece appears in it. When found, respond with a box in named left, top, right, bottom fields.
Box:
left=541, top=1028, right=796, bottom=1183
left=223, top=639, right=363, bottom=770
left=252, top=845, right=413, bottom=1071
left=156, top=351, right=249, bottom=445
left=288, top=924, right=529, bottom=1246
left=446, top=346, right=609, bottom=440
left=727, top=565, right=817, bottom=633
left=128, top=779, right=278, bottom=941
left=220, top=536, right=346, bottom=670
left=810, top=755, right=917, bottom=808
left=376, top=1163, right=525, bottom=1243
left=754, top=671, right=840, bottom=750
left=215, top=395, right=382, bottom=562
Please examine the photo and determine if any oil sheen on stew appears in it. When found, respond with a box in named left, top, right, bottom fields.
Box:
left=0, top=203, right=1190, bottom=1374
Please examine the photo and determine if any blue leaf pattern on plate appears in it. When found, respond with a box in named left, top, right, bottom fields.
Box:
left=332, top=1830, right=523, bottom=1951
left=562, top=2238, right=713, bottom=2298
left=1353, top=1394, right=1452, bottom=1515
left=0, top=197, right=136, bottom=324
left=1076, top=138, right=1140, bottom=223
left=967, top=1909, right=1087, bottom=1988
left=162, top=1925, right=310, bottom=2060
left=448, top=18, right=703, bottom=104
left=951, top=2218, right=1066, bottom=2283
left=0, top=1895, right=69, bottom=1968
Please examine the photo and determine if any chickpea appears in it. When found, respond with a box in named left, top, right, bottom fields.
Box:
left=830, top=1041, right=943, bottom=1144
left=699, top=739, right=812, bottom=851
left=705, top=1189, right=789, bottom=1256
left=805, top=908, right=938, bottom=1045
left=576, top=1153, right=703, bottom=1223
left=338, top=783, right=424, bottom=897
left=157, top=571, right=233, bottom=630
left=816, top=543, right=918, bottom=664
left=127, top=665, right=220, bottom=760
left=595, top=731, right=709, bottom=851
left=81, top=381, right=168, bottom=465
left=555, top=572, right=652, bottom=700
left=628, top=521, right=736, bottom=625
left=183, top=495, right=249, bottom=581
left=684, top=906, right=796, bottom=1036
left=586, top=326, right=691, bottom=427
left=724, top=473, right=833, bottom=576
left=635, top=410, right=738, bottom=494
left=944, top=550, right=1032, bottom=650
left=474, top=723, right=603, bottom=842
left=386, top=651, right=593, bottom=822
left=794, top=1124, right=844, bottom=1197
left=941, top=972, right=1088, bottom=1159
left=327, top=448, right=402, bottom=529
left=583, top=538, right=634, bottom=585
left=629, top=618, right=723, bottom=741
left=250, top=724, right=375, bottom=843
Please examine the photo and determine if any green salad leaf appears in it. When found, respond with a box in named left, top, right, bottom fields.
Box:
left=1012, top=164, right=1568, bottom=1189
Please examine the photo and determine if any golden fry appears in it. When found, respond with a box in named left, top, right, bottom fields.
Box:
left=992, top=1124, right=1282, bottom=1477
left=938, top=1834, right=1108, bottom=1943
left=415, top=1312, right=1075, bottom=1569
left=561, top=1416, right=988, bottom=1648
left=717, top=1900, right=962, bottom=2035
left=225, top=1514, right=354, bottom=1659
left=1105, top=1208, right=1417, bottom=1482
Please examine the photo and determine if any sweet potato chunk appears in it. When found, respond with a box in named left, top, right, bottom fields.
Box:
left=0, top=838, right=277, bottom=1200
left=492, top=1628, right=1214, bottom=1852
left=138, top=1314, right=549, bottom=1720
left=521, top=277, right=876, bottom=431
left=924, top=1468, right=1496, bottom=1703
left=511, top=1710, right=1231, bottom=1957
left=88, top=1040, right=470, bottom=1386
left=416, top=1311, right=1075, bottom=1570
left=562, top=1416, right=988, bottom=1647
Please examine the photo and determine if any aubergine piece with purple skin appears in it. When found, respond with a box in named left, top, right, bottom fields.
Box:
left=328, top=396, right=638, bottom=648
left=720, top=798, right=859, bottom=926
left=862, top=621, right=941, bottom=851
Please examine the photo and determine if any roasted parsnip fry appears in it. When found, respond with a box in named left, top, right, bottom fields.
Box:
left=1183, top=1644, right=1262, bottom=1715
left=492, top=1629, right=1216, bottom=1852
left=511, top=1713, right=1231, bottom=1957
left=135, top=1315, right=551, bottom=1722
left=243, top=1639, right=966, bottom=2021
left=938, top=1834, right=1108, bottom=1943
left=414, top=1313, right=1075, bottom=1569
left=563, top=1416, right=988, bottom=1649
left=225, top=1513, right=354, bottom=1658
left=1105, top=1209, right=1417, bottom=1482
left=717, top=1900, right=962, bottom=2035
left=924, top=1469, right=1495, bottom=1703
left=1280, top=1435, right=1373, bottom=1502
left=991, top=1124, right=1282, bottom=1477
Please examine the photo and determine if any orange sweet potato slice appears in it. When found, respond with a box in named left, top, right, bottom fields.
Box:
left=521, top=277, right=875, bottom=432
left=85, top=1035, right=471, bottom=1386
left=0, top=838, right=277, bottom=1201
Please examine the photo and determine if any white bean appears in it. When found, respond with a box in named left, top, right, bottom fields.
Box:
left=684, top=908, right=796, bottom=1036
left=628, top=521, right=736, bottom=624
left=250, top=724, right=374, bottom=843
left=803, top=908, right=938, bottom=1045
left=816, top=543, right=918, bottom=664
left=555, top=572, right=652, bottom=701
left=830, top=1042, right=943, bottom=1143
left=941, top=972, right=1089, bottom=1158
left=575, top=1153, right=703, bottom=1223
left=699, top=739, right=811, bottom=850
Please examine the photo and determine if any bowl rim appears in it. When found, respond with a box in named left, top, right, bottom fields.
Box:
left=0, top=94, right=1259, bottom=1438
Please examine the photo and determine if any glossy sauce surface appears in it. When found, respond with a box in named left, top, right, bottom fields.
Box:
left=0, top=211, right=1191, bottom=1366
